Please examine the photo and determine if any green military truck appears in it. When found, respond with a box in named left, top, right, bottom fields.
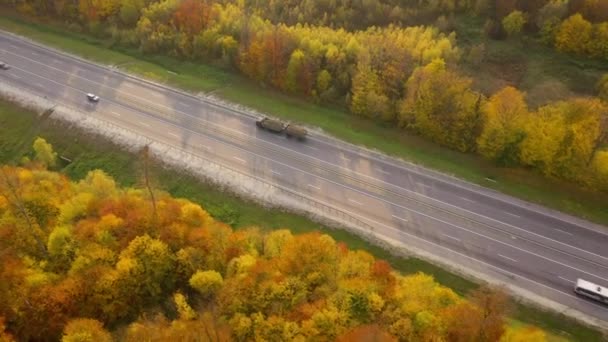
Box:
left=256, top=117, right=308, bottom=141
left=256, top=117, right=285, bottom=133
left=285, top=124, right=307, bottom=140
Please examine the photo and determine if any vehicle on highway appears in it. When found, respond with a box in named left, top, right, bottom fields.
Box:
left=285, top=124, right=307, bottom=140
left=0, top=62, right=9, bottom=70
left=256, top=117, right=308, bottom=141
left=256, top=117, right=286, bottom=133
left=574, top=278, right=608, bottom=304
left=87, top=93, right=100, bottom=102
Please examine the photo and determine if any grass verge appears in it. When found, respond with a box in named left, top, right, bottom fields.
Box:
left=1, top=15, right=608, bottom=227
left=0, top=97, right=603, bottom=340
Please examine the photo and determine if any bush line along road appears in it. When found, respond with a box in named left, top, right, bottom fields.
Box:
left=2, top=32, right=608, bottom=325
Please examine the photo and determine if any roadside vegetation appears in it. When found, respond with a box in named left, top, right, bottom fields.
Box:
left=0, top=144, right=547, bottom=341
left=0, top=97, right=603, bottom=341
left=0, top=1, right=608, bottom=224
left=0, top=100, right=591, bottom=342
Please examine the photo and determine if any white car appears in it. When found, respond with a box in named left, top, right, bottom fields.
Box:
left=0, top=62, right=9, bottom=70
left=87, top=93, right=100, bottom=102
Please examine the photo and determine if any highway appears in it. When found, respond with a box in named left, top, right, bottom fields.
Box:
left=2, top=32, right=608, bottom=324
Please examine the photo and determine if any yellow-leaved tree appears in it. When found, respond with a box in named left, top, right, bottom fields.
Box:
left=477, top=86, right=529, bottom=165
left=555, top=14, right=592, bottom=54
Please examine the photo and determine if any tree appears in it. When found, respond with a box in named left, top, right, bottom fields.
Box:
left=350, top=57, right=390, bottom=120
left=173, top=0, right=208, bottom=35
left=550, top=99, right=606, bottom=182
left=519, top=104, right=567, bottom=173
left=263, top=229, right=293, bottom=258
left=443, top=302, right=485, bottom=342
left=477, top=87, right=528, bottom=165
left=285, top=49, right=306, bottom=93
left=399, top=59, right=481, bottom=152
left=33, top=137, right=57, bottom=167
left=115, top=234, right=176, bottom=307
left=47, top=225, right=78, bottom=272
left=502, top=11, right=527, bottom=37
left=173, top=292, right=197, bottom=320
left=189, top=270, right=223, bottom=297
left=555, top=14, right=592, bottom=54
left=119, top=0, right=144, bottom=27
left=469, top=286, right=510, bottom=342
left=589, top=22, right=608, bottom=59
left=62, top=318, right=112, bottom=342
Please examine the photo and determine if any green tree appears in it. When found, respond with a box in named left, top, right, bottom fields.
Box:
left=33, top=137, right=57, bottom=167
left=502, top=11, right=526, bottom=37
left=285, top=49, right=306, bottom=93
left=119, top=0, right=144, bottom=27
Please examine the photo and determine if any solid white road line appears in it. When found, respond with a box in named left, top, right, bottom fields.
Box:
left=392, top=215, right=408, bottom=223
left=348, top=198, right=362, bottom=205
left=554, top=228, right=574, bottom=236
left=498, top=254, right=518, bottom=263
left=232, top=156, right=246, bottom=163
left=459, top=196, right=476, bottom=203
left=498, top=254, right=517, bottom=262
left=442, top=234, right=461, bottom=242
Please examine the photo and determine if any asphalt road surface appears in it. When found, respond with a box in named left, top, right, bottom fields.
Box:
left=2, top=32, right=608, bottom=324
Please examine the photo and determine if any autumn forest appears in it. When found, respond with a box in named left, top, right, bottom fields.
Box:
left=0, top=139, right=546, bottom=341
left=1, top=0, right=608, bottom=340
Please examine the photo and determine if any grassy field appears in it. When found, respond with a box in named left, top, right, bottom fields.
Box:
left=1, top=15, right=608, bottom=228
left=454, top=15, right=608, bottom=108
left=0, top=97, right=604, bottom=340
